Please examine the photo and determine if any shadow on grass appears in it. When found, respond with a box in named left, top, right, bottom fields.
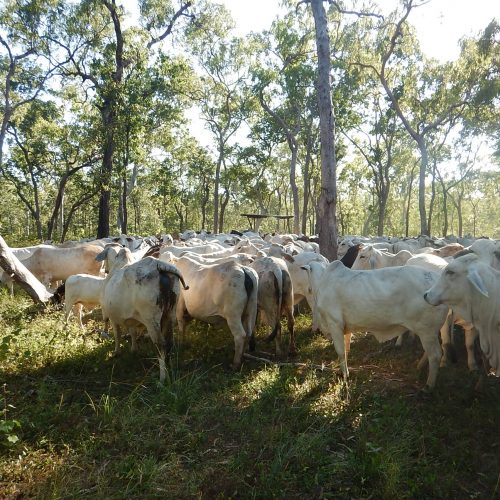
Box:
left=1, top=306, right=500, bottom=499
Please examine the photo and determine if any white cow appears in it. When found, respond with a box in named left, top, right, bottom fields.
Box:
left=165, top=255, right=258, bottom=370
left=280, top=251, right=329, bottom=308
left=467, top=239, right=500, bottom=269
left=59, top=274, right=106, bottom=329
left=424, top=254, right=500, bottom=377
left=99, top=254, right=188, bottom=382
left=352, top=246, right=413, bottom=270
left=19, top=244, right=104, bottom=286
left=307, top=261, right=449, bottom=391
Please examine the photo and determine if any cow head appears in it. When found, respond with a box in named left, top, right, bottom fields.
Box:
left=424, top=254, right=489, bottom=307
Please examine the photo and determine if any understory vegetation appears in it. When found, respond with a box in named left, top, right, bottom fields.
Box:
left=1, top=288, right=499, bottom=498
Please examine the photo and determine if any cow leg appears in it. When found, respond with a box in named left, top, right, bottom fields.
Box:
left=464, top=326, right=479, bottom=371
left=149, top=319, right=174, bottom=384
left=274, top=322, right=283, bottom=357
left=395, top=334, right=404, bottom=348
left=285, top=307, right=296, bottom=356
left=227, top=319, right=247, bottom=370
left=474, top=337, right=490, bottom=392
left=344, top=331, right=352, bottom=356
left=111, top=321, right=122, bottom=356
left=326, top=323, right=349, bottom=382
left=440, top=312, right=454, bottom=367
left=129, top=328, right=138, bottom=352
left=417, top=332, right=442, bottom=392
left=417, top=352, right=428, bottom=372
left=64, top=302, right=73, bottom=326
left=176, top=296, right=190, bottom=346
left=75, top=304, right=84, bottom=330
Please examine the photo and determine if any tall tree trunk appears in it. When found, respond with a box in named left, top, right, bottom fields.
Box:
left=97, top=1, right=124, bottom=238
left=47, top=176, right=68, bottom=241
left=427, top=160, right=437, bottom=235
left=405, top=165, right=417, bottom=237
left=219, top=189, right=230, bottom=234
left=416, top=138, right=429, bottom=235
left=289, top=146, right=300, bottom=234
left=201, top=181, right=209, bottom=230
left=377, top=184, right=389, bottom=237
left=311, top=0, right=338, bottom=261
left=213, top=148, right=223, bottom=234
left=97, top=101, right=115, bottom=238
left=301, top=129, right=313, bottom=235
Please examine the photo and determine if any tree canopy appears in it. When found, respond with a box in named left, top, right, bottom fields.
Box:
left=0, top=0, right=498, bottom=245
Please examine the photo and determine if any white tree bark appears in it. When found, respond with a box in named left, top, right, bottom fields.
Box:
left=0, top=234, right=52, bottom=303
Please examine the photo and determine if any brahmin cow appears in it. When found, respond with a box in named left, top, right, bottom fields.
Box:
left=98, top=253, right=188, bottom=382
left=306, top=261, right=449, bottom=391
left=424, top=253, right=500, bottom=377
left=163, top=254, right=258, bottom=370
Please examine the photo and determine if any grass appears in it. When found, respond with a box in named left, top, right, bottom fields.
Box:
left=1, top=287, right=500, bottom=499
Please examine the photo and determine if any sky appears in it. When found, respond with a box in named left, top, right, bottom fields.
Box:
left=188, top=0, right=498, bottom=170
left=218, top=0, right=499, bottom=62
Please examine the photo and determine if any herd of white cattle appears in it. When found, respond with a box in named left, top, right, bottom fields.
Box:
left=2, top=230, right=499, bottom=392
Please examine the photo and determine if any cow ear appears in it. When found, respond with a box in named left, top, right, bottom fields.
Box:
left=467, top=268, right=489, bottom=297
left=95, top=247, right=108, bottom=262
left=283, top=253, right=295, bottom=263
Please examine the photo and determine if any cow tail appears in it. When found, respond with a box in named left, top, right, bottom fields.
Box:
left=266, top=270, right=283, bottom=343
left=158, top=269, right=177, bottom=355
left=242, top=267, right=258, bottom=352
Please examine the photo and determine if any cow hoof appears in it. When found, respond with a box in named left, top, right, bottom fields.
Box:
left=288, top=349, right=298, bottom=358
left=231, top=362, right=242, bottom=371
left=418, top=385, right=433, bottom=398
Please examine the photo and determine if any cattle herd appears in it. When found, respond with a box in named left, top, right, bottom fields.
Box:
left=2, top=230, right=499, bottom=393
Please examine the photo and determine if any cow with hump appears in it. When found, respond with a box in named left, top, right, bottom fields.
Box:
left=424, top=253, right=500, bottom=377
left=161, top=252, right=258, bottom=370
left=95, top=246, right=188, bottom=383
left=304, top=260, right=450, bottom=392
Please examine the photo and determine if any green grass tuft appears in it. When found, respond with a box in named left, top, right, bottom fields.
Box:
left=1, top=289, right=499, bottom=498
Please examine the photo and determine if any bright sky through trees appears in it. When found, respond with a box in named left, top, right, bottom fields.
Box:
left=219, top=0, right=499, bottom=62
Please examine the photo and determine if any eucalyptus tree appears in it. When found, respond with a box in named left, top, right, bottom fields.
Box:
left=300, top=0, right=384, bottom=256
left=186, top=3, right=254, bottom=234
left=3, top=101, right=51, bottom=240
left=352, top=0, right=497, bottom=236
left=51, top=0, right=198, bottom=238
left=0, top=0, right=68, bottom=216
left=343, top=95, right=402, bottom=236
left=251, top=10, right=316, bottom=235
left=458, top=20, right=500, bottom=158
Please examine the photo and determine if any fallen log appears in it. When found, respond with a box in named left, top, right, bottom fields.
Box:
left=0, top=234, right=52, bottom=304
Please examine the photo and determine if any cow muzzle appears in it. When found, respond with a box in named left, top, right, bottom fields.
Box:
left=423, top=290, right=441, bottom=306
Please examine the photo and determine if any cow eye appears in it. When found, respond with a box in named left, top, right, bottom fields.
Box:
left=360, top=255, right=365, bottom=259
left=445, top=269, right=455, bottom=276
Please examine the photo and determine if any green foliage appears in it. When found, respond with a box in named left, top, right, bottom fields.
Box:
left=0, top=0, right=497, bottom=240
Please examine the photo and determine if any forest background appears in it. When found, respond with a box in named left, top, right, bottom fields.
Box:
left=0, top=0, right=498, bottom=246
